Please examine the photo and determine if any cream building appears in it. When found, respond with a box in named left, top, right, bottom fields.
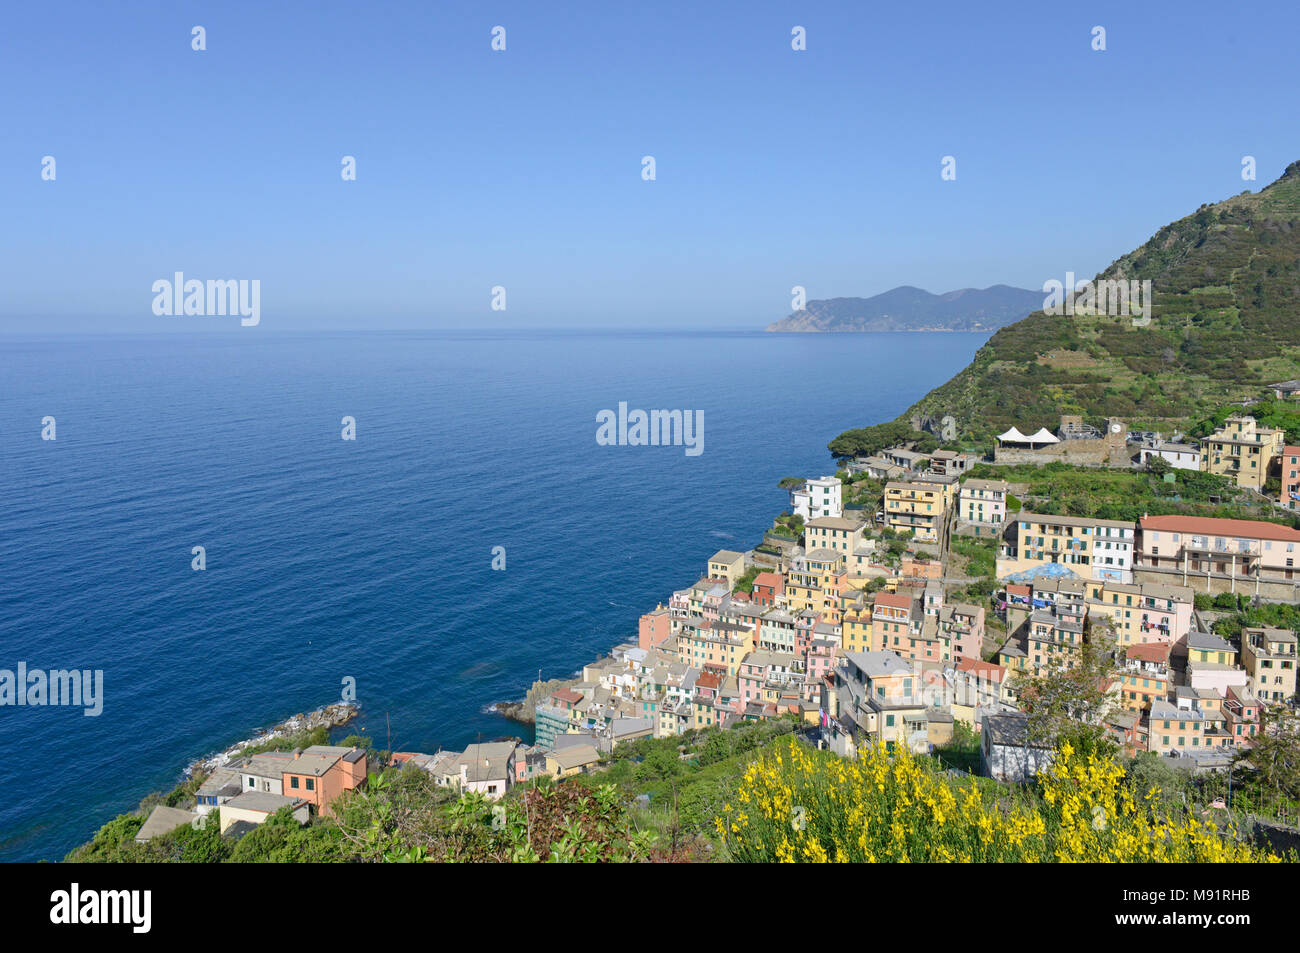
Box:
left=1200, top=416, right=1284, bottom=491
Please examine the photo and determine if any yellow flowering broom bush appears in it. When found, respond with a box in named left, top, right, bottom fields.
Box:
left=717, top=738, right=1280, bottom=863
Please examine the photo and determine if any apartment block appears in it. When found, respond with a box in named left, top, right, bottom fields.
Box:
left=1200, top=415, right=1284, bottom=491
left=1137, top=514, right=1300, bottom=591
left=997, top=512, right=1135, bottom=583
left=1083, top=579, right=1194, bottom=647
left=1241, top=626, right=1297, bottom=704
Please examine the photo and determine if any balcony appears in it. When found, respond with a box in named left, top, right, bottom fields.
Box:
left=1182, top=536, right=1260, bottom=557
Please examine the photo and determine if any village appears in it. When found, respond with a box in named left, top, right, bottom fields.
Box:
left=129, top=404, right=1300, bottom=844
left=404, top=405, right=1300, bottom=802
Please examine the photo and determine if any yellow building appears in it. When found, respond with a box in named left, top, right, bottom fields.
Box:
left=1025, top=610, right=1083, bottom=674
left=545, top=744, right=602, bottom=778
left=996, top=512, right=1135, bottom=583
left=1083, top=579, right=1194, bottom=648
left=785, top=549, right=845, bottom=624
left=674, top=619, right=756, bottom=676
left=840, top=591, right=875, bottom=654
left=804, top=516, right=867, bottom=557
left=1241, top=626, right=1297, bottom=704
left=884, top=479, right=955, bottom=542
left=1200, top=415, right=1284, bottom=491
left=707, top=550, right=746, bottom=588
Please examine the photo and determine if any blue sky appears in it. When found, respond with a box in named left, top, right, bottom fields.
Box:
left=2, top=0, right=1298, bottom=331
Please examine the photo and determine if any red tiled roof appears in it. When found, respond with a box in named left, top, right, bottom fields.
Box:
left=956, top=657, right=1005, bottom=680
left=753, top=572, right=783, bottom=587
left=552, top=688, right=583, bottom=705
left=1140, top=514, right=1300, bottom=542
left=1127, top=642, right=1171, bottom=663
left=874, top=591, right=913, bottom=610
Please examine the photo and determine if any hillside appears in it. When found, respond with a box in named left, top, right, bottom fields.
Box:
left=837, top=162, right=1300, bottom=449
left=766, top=284, right=1042, bottom=333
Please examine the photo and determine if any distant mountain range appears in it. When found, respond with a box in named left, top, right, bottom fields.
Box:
left=765, top=285, right=1043, bottom=333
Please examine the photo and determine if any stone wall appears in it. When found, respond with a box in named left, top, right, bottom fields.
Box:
left=1133, top=566, right=1300, bottom=604
left=993, top=438, right=1132, bottom=468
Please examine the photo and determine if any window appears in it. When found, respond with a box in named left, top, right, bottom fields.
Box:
left=306, top=779, right=315, bottom=791
left=290, top=776, right=299, bottom=789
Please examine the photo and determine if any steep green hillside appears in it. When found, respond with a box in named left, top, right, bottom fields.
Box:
left=844, top=162, right=1300, bottom=449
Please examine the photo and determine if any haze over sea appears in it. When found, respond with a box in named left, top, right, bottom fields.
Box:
left=0, top=328, right=981, bottom=861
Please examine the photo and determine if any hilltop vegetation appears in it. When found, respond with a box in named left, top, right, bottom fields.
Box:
left=832, top=162, right=1300, bottom=451
left=964, top=460, right=1300, bottom=527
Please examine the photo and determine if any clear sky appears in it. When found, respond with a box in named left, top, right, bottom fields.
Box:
left=3, top=0, right=1298, bottom=332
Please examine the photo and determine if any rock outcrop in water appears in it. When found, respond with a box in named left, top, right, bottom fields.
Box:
left=185, top=702, right=360, bottom=776
left=492, top=678, right=579, bottom=725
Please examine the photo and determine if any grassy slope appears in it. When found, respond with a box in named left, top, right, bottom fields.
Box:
left=887, top=162, right=1300, bottom=446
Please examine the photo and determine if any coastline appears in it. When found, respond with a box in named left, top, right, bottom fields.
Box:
left=491, top=676, right=582, bottom=727
left=764, top=327, right=1001, bottom=334
left=183, top=701, right=360, bottom=778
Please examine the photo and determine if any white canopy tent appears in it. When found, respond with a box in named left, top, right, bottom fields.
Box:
left=996, top=427, right=1029, bottom=444
left=1026, top=428, right=1060, bottom=445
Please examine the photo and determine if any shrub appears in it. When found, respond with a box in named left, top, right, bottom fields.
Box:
left=716, top=738, right=1276, bottom=862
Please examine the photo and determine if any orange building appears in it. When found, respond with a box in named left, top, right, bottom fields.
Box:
left=280, top=745, right=368, bottom=817
left=1116, top=641, right=1171, bottom=712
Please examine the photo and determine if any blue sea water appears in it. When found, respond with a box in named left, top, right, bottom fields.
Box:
left=0, top=329, right=983, bottom=861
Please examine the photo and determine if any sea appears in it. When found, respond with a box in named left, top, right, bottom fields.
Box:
left=0, top=328, right=984, bottom=861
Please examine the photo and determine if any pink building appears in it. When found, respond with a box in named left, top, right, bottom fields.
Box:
left=1284, top=446, right=1300, bottom=511
left=942, top=603, right=985, bottom=662
left=1224, top=686, right=1260, bottom=745
left=804, top=639, right=836, bottom=699
left=639, top=605, right=673, bottom=650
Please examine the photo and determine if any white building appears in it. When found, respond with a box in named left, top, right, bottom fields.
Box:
left=980, top=713, right=1055, bottom=782
left=959, top=479, right=1010, bottom=527
left=238, top=752, right=296, bottom=796
left=450, top=742, right=517, bottom=800
left=791, top=476, right=842, bottom=520
left=219, top=792, right=310, bottom=834
left=1139, top=441, right=1201, bottom=471
left=1091, top=522, right=1135, bottom=583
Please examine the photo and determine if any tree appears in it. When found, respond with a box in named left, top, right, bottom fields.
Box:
left=1012, top=625, right=1118, bottom=754
left=1238, top=705, right=1300, bottom=809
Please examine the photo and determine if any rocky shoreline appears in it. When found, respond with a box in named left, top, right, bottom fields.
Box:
left=491, top=677, right=579, bottom=726
left=184, top=702, right=360, bottom=777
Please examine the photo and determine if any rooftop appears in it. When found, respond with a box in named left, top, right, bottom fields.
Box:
left=1140, top=514, right=1300, bottom=543
left=135, top=806, right=197, bottom=842
left=845, top=650, right=914, bottom=679
left=223, top=791, right=307, bottom=814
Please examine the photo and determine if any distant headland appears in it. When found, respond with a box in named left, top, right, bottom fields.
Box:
left=765, top=284, right=1042, bottom=333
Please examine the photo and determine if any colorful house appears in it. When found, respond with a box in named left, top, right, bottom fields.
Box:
left=998, top=512, right=1136, bottom=583
left=1241, top=626, right=1297, bottom=704
left=1084, top=579, right=1194, bottom=647
left=1200, top=415, right=1284, bottom=491
left=1116, top=641, right=1170, bottom=712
